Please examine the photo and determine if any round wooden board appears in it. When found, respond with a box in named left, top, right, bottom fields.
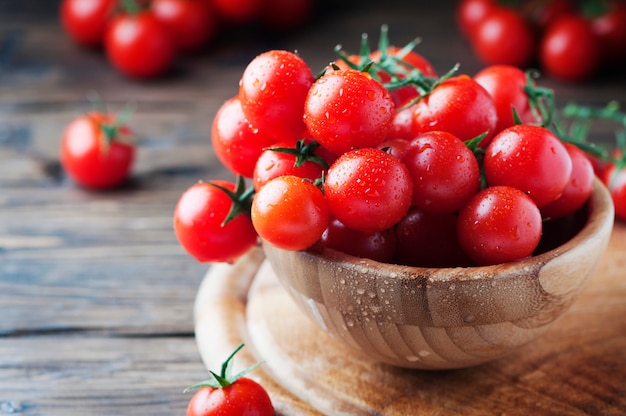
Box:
left=194, top=224, right=626, bottom=415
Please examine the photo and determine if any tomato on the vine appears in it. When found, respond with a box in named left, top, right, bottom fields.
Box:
left=239, top=50, right=314, bottom=143
left=457, top=185, right=543, bottom=265
left=402, top=130, right=480, bottom=214
left=185, top=344, right=274, bottom=416
left=211, top=96, right=277, bottom=178
left=251, top=175, right=329, bottom=251
left=151, top=0, right=216, bottom=54
left=484, top=124, right=572, bottom=207
left=412, top=74, right=497, bottom=146
left=60, top=111, right=135, bottom=189
left=473, top=65, right=541, bottom=134
left=324, top=148, right=413, bottom=233
left=173, top=179, right=257, bottom=264
left=60, top=0, right=117, bottom=47
left=104, top=8, right=176, bottom=79
left=304, top=69, right=395, bottom=155
left=539, top=14, right=600, bottom=82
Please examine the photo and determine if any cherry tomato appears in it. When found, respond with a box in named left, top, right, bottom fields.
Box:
left=60, top=111, right=135, bottom=189
left=324, top=148, right=413, bottom=233
left=211, top=96, right=277, bottom=178
left=252, top=139, right=330, bottom=192
left=239, top=50, right=314, bottom=143
left=304, top=69, right=395, bottom=155
left=484, top=124, right=572, bottom=207
left=402, top=131, right=481, bottom=213
left=173, top=180, right=258, bottom=263
left=412, top=74, right=497, bottom=146
left=471, top=6, right=535, bottom=68
left=602, top=163, right=626, bottom=221
left=456, top=0, right=496, bottom=38
left=210, top=0, right=262, bottom=24
left=186, top=344, right=274, bottom=416
left=457, top=185, right=543, bottom=265
left=539, top=14, right=600, bottom=82
left=590, top=2, right=626, bottom=66
left=388, top=105, right=416, bottom=141
left=104, top=9, right=176, bottom=79
left=320, top=217, right=397, bottom=263
left=60, top=0, right=117, bottom=47
left=151, top=0, right=216, bottom=53
left=394, top=207, right=471, bottom=267
left=541, top=142, right=594, bottom=220
left=251, top=175, right=329, bottom=251
left=473, top=65, right=541, bottom=134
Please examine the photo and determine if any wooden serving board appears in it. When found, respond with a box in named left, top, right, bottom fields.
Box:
left=194, top=223, right=626, bottom=416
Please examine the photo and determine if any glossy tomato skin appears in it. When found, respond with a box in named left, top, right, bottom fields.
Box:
left=304, top=69, right=395, bottom=155
left=412, top=75, right=497, bottom=145
left=402, top=131, right=480, bottom=213
left=60, top=0, right=117, bottom=47
left=457, top=185, right=543, bottom=265
left=320, top=217, right=397, bottom=263
left=324, top=148, right=413, bottom=234
left=602, top=163, right=626, bottom=221
left=251, top=175, right=329, bottom=251
left=539, top=14, right=600, bottom=82
left=590, top=2, right=626, bottom=66
left=105, top=10, right=176, bottom=79
left=484, top=124, right=572, bottom=207
left=395, top=207, right=471, bottom=268
left=60, top=112, right=135, bottom=189
left=471, top=6, right=535, bottom=68
left=474, top=65, right=541, bottom=134
left=540, top=142, right=594, bottom=220
left=211, top=97, right=277, bottom=178
left=174, top=181, right=258, bottom=264
left=239, top=50, right=314, bottom=142
left=186, top=377, right=274, bottom=416
left=456, top=0, right=496, bottom=38
left=151, top=0, right=216, bottom=53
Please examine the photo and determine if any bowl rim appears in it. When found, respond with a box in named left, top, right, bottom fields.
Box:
left=291, top=176, right=615, bottom=276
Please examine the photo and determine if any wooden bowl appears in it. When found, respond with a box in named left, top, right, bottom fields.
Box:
left=262, top=178, right=614, bottom=369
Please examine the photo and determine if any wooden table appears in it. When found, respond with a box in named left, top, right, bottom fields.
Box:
left=0, top=1, right=624, bottom=415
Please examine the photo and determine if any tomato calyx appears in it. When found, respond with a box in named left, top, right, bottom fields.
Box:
left=266, top=139, right=330, bottom=170
left=206, top=176, right=255, bottom=225
left=523, top=69, right=556, bottom=127
left=184, top=344, right=262, bottom=392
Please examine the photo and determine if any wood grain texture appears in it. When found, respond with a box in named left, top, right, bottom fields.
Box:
left=196, top=223, right=626, bottom=415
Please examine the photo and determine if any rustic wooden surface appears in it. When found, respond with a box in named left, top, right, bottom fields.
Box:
left=0, top=0, right=624, bottom=415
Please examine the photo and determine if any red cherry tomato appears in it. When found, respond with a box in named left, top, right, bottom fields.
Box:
left=60, top=111, right=135, bottom=189
left=209, top=0, right=262, bottom=24
left=60, top=0, right=117, bottom=47
left=211, top=96, right=277, bottom=178
left=590, top=2, right=626, bottom=66
left=412, top=74, right=498, bottom=146
left=174, top=180, right=258, bottom=263
left=602, top=163, right=626, bottom=221
left=251, top=175, right=329, bottom=251
left=484, top=124, right=572, bottom=207
left=151, top=0, right=216, bottom=53
left=324, top=148, right=413, bottom=234
left=473, top=65, right=541, bottom=134
left=539, top=14, right=600, bottom=82
left=471, top=6, right=536, bottom=68
left=239, top=50, right=314, bottom=143
left=456, top=0, right=496, bottom=38
left=402, top=131, right=481, bottom=213
left=104, top=10, right=176, bottom=79
left=320, top=217, right=397, bottom=263
left=457, top=185, right=543, bottom=265
left=540, top=142, right=594, bottom=220
left=304, top=69, right=395, bottom=155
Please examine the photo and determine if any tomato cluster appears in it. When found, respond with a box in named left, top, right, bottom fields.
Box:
left=456, top=0, right=626, bottom=82
left=173, top=26, right=624, bottom=268
left=60, top=0, right=315, bottom=79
